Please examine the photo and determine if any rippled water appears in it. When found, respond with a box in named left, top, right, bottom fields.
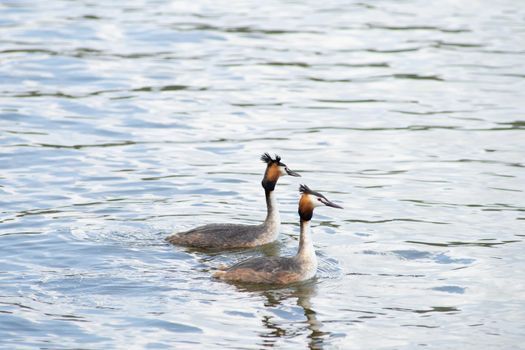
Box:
left=1, top=0, right=524, bottom=349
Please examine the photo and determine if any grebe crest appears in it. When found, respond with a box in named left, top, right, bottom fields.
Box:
left=261, top=152, right=300, bottom=192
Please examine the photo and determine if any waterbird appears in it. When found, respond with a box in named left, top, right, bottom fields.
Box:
left=166, top=153, right=300, bottom=249
left=214, top=184, right=342, bottom=284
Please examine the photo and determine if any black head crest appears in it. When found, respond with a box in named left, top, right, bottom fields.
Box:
left=299, top=184, right=311, bottom=194
left=299, top=184, right=325, bottom=198
left=260, top=152, right=282, bottom=165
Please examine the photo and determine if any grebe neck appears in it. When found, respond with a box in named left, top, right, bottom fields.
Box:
left=296, top=219, right=316, bottom=263
left=264, top=189, right=280, bottom=226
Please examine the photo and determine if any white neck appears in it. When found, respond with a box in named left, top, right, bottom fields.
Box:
left=264, top=190, right=280, bottom=227
left=296, top=220, right=316, bottom=263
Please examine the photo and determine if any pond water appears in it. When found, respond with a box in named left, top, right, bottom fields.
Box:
left=1, top=0, right=524, bottom=349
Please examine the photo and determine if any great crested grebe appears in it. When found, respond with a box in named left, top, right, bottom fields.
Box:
left=214, top=185, right=342, bottom=284
left=166, top=153, right=300, bottom=249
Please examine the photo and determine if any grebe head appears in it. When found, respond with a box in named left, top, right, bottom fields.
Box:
left=298, top=184, right=343, bottom=221
left=260, top=153, right=300, bottom=191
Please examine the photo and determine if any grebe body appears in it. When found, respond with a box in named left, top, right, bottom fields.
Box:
left=166, top=153, right=299, bottom=249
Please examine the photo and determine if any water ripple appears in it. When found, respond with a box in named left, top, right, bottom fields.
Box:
left=1, top=0, right=524, bottom=349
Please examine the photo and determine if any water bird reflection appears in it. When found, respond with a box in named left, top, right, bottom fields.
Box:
left=236, top=281, right=328, bottom=349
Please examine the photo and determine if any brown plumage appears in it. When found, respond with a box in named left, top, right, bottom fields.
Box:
left=166, top=223, right=271, bottom=249
left=213, top=257, right=301, bottom=284
left=266, top=163, right=280, bottom=183
left=298, top=194, right=315, bottom=222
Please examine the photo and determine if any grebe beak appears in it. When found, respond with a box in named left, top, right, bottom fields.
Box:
left=320, top=198, right=343, bottom=209
left=285, top=167, right=301, bottom=177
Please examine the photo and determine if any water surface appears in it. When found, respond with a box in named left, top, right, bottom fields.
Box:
left=1, top=0, right=524, bottom=349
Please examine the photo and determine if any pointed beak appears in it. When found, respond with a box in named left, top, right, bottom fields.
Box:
left=322, top=198, right=343, bottom=209
left=285, top=167, right=301, bottom=177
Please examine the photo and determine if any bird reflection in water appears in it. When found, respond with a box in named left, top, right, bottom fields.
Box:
left=235, top=281, right=329, bottom=349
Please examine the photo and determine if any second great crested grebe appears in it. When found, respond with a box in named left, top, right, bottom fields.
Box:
left=165, top=153, right=300, bottom=249
left=214, top=185, right=343, bottom=284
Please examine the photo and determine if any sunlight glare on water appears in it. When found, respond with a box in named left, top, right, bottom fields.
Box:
left=1, top=0, right=524, bottom=349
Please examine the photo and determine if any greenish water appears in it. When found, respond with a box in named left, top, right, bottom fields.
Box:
left=1, top=1, right=524, bottom=349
